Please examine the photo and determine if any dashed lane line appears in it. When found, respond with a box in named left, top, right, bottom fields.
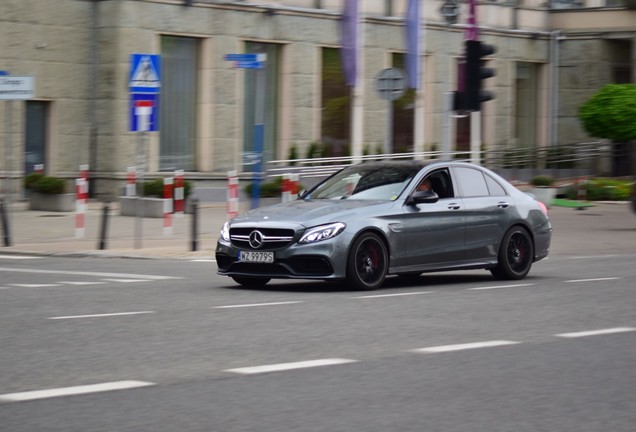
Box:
left=411, top=340, right=521, bottom=353
left=0, top=381, right=155, bottom=403
left=48, top=311, right=156, bottom=320
left=467, top=283, right=535, bottom=291
left=355, top=291, right=431, bottom=299
left=555, top=327, right=636, bottom=338
left=565, top=277, right=621, bottom=283
left=0, top=267, right=180, bottom=280
left=212, top=301, right=304, bottom=309
left=8, top=283, right=61, bottom=288
left=224, top=358, right=358, bottom=375
left=0, top=255, right=41, bottom=260
left=58, top=281, right=107, bottom=286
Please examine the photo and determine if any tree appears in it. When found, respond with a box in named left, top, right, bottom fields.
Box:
left=579, top=84, right=636, bottom=176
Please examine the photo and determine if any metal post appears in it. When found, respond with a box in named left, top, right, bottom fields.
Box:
left=470, top=110, right=481, bottom=165
left=385, top=99, right=393, bottom=155
left=134, top=132, right=146, bottom=249
left=252, top=64, right=266, bottom=210
left=190, top=197, right=199, bottom=251
left=0, top=197, right=11, bottom=247
left=98, top=201, right=110, bottom=250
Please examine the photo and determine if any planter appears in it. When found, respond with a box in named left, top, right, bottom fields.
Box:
left=119, top=196, right=165, bottom=218
left=28, top=192, right=75, bottom=212
left=530, top=187, right=557, bottom=208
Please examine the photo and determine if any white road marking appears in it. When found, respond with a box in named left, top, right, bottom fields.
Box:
left=411, top=340, right=521, bottom=353
left=59, top=281, right=107, bottom=286
left=8, top=284, right=61, bottom=288
left=191, top=259, right=215, bottom=262
left=468, top=283, right=534, bottom=291
left=570, top=255, right=617, bottom=260
left=0, top=267, right=179, bottom=280
left=48, top=311, right=156, bottom=320
left=555, top=327, right=636, bottom=338
left=225, top=358, right=358, bottom=375
left=355, top=291, right=431, bottom=299
left=0, top=381, right=155, bottom=402
left=565, top=277, right=621, bottom=283
left=0, top=255, right=41, bottom=260
left=101, top=278, right=148, bottom=283
left=212, top=301, right=303, bottom=309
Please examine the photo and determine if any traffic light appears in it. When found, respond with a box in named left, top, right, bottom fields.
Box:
left=465, top=40, right=496, bottom=111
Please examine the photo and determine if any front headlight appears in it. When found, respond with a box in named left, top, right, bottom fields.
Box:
left=299, top=222, right=346, bottom=244
left=220, top=221, right=230, bottom=242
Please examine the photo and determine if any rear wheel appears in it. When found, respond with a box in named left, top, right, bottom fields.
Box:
left=491, top=226, right=534, bottom=280
left=346, top=232, right=388, bottom=290
left=231, top=276, right=271, bottom=288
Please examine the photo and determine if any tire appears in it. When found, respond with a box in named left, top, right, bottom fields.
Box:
left=490, top=226, right=534, bottom=280
left=346, top=232, right=388, bottom=290
left=231, top=276, right=271, bottom=288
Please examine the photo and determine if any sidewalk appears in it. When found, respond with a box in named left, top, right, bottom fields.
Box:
left=0, top=199, right=634, bottom=260
left=0, top=200, right=236, bottom=260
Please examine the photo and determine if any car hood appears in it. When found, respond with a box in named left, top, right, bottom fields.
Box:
left=231, top=199, right=394, bottom=228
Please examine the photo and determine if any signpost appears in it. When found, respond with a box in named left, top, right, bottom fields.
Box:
left=375, top=68, right=406, bottom=155
left=225, top=53, right=267, bottom=209
left=129, top=54, right=161, bottom=248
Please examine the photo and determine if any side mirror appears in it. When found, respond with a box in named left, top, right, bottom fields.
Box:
left=406, top=190, right=439, bottom=206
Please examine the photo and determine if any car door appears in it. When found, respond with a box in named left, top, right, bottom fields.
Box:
left=452, top=166, right=513, bottom=262
left=403, top=168, right=466, bottom=268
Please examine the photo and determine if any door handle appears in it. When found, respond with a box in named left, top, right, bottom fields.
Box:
left=497, top=201, right=510, bottom=209
left=447, top=203, right=461, bottom=210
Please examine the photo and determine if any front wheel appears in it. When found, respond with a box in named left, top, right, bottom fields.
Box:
left=231, top=276, right=271, bottom=288
left=346, top=232, right=388, bottom=290
left=490, top=227, right=534, bottom=280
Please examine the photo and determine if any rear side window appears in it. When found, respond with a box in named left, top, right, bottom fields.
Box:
left=485, top=174, right=507, bottom=196
left=454, top=167, right=489, bottom=197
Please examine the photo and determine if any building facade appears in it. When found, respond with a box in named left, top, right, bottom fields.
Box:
left=1, top=0, right=635, bottom=199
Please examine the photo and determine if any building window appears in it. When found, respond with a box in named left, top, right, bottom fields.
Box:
left=391, top=53, right=415, bottom=153
left=515, top=62, right=538, bottom=151
left=321, top=48, right=350, bottom=157
left=25, top=101, right=49, bottom=174
left=243, top=42, right=280, bottom=168
left=160, top=35, right=199, bottom=171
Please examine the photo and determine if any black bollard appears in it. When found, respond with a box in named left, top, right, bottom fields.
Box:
left=0, top=197, right=11, bottom=247
left=98, top=202, right=111, bottom=250
left=190, top=197, right=199, bottom=251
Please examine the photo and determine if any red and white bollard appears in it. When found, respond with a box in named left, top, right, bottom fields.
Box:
left=75, top=177, right=88, bottom=238
left=34, top=164, right=44, bottom=174
left=174, top=169, right=185, bottom=217
left=79, top=164, right=89, bottom=196
left=282, top=173, right=299, bottom=203
left=126, top=167, right=136, bottom=197
left=227, top=170, right=239, bottom=220
left=163, top=177, right=174, bottom=236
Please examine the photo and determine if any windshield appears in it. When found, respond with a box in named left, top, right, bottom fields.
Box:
left=307, top=164, right=420, bottom=200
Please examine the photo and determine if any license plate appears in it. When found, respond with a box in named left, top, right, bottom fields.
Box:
left=239, top=251, right=274, bottom=263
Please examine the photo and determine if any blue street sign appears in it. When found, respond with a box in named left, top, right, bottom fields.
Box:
left=232, top=61, right=264, bottom=69
left=224, top=53, right=260, bottom=62
left=0, top=71, right=9, bottom=76
left=130, top=93, right=160, bottom=132
left=129, top=54, right=161, bottom=94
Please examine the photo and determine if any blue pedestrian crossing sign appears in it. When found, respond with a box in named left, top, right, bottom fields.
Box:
left=129, top=54, right=161, bottom=94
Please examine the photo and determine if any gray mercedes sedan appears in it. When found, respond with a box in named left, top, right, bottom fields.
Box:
left=216, top=161, right=552, bottom=290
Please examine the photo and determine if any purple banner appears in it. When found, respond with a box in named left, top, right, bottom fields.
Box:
left=405, top=0, right=421, bottom=89
left=339, top=0, right=359, bottom=87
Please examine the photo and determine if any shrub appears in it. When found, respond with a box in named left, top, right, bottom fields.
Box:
left=530, top=175, right=555, bottom=187
left=31, top=176, right=67, bottom=195
left=565, top=178, right=631, bottom=201
left=142, top=178, right=192, bottom=198
left=24, top=172, right=45, bottom=190
left=243, top=176, right=303, bottom=198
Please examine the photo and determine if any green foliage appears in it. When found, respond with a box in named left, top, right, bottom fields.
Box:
left=142, top=178, right=192, bottom=198
left=566, top=178, right=631, bottom=201
left=579, top=84, right=636, bottom=142
left=530, top=175, right=555, bottom=187
left=24, top=172, right=45, bottom=190
left=288, top=144, right=298, bottom=165
left=243, top=176, right=304, bottom=198
left=29, top=176, right=67, bottom=195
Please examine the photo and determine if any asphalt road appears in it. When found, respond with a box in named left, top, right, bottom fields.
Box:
left=1, top=204, right=635, bottom=431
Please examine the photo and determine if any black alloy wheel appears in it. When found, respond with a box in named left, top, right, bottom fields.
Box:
left=346, top=232, right=388, bottom=290
left=491, top=226, right=534, bottom=280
